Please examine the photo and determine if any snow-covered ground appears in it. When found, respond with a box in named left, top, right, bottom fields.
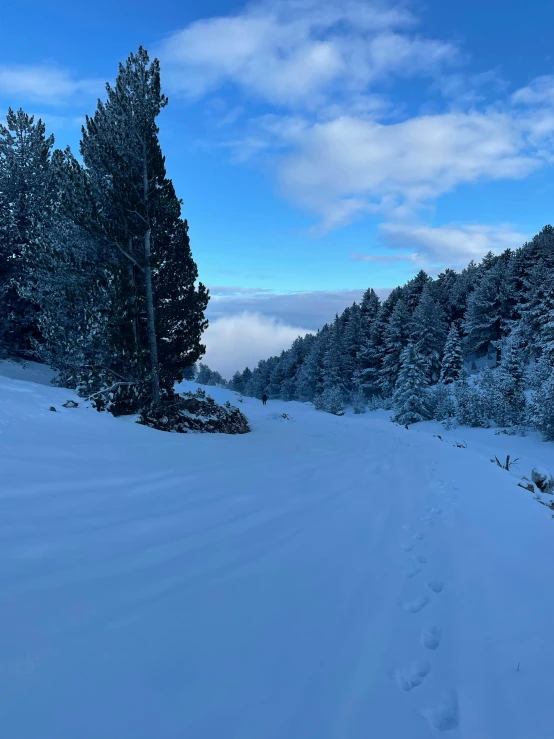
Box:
left=2, top=360, right=554, bottom=739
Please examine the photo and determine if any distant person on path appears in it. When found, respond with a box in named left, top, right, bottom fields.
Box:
left=262, top=394, right=268, bottom=405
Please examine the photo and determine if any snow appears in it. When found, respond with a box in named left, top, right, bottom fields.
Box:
left=2, top=367, right=554, bottom=738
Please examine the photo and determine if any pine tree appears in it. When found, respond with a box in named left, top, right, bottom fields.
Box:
left=323, top=317, right=345, bottom=391
left=430, top=268, right=459, bottom=325
left=392, top=343, right=430, bottom=425
left=403, top=270, right=431, bottom=313
left=296, top=328, right=329, bottom=401
left=359, top=288, right=380, bottom=342
left=81, top=47, right=182, bottom=405
left=380, top=298, right=411, bottom=396
left=154, top=219, right=209, bottom=390
left=230, top=371, right=245, bottom=393
left=439, top=323, right=463, bottom=384
left=463, top=259, right=509, bottom=359
left=0, top=109, right=55, bottom=358
left=76, top=48, right=209, bottom=407
left=411, top=285, right=447, bottom=384
left=530, top=370, right=554, bottom=441
left=341, top=303, right=362, bottom=392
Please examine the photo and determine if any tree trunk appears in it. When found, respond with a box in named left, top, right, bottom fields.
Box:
left=143, top=227, right=160, bottom=404
left=127, top=237, right=141, bottom=373
left=141, top=142, right=160, bottom=405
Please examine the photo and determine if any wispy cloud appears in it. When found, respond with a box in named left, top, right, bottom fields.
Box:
left=351, top=251, right=419, bottom=263
left=379, top=222, right=529, bottom=267
left=0, top=64, right=101, bottom=105
left=159, top=0, right=458, bottom=109
left=208, top=286, right=391, bottom=328
left=208, top=285, right=274, bottom=296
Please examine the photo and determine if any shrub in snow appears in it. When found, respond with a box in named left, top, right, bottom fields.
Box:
left=139, top=389, right=250, bottom=434
left=392, top=344, right=431, bottom=425
left=54, top=366, right=149, bottom=415
left=455, top=371, right=489, bottom=428
left=350, top=388, right=367, bottom=414
left=314, top=386, right=345, bottom=415
left=366, top=394, right=386, bottom=411
left=531, top=466, right=554, bottom=494
left=527, top=356, right=552, bottom=392
left=529, top=372, right=554, bottom=441
left=491, top=369, right=526, bottom=427
left=428, top=383, right=456, bottom=423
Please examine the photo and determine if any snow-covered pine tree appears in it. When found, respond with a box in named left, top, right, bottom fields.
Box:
left=359, top=288, right=380, bottom=342
left=267, top=351, right=286, bottom=398
left=296, top=332, right=322, bottom=401
left=81, top=47, right=189, bottom=405
left=196, top=363, right=214, bottom=384
left=514, top=263, right=550, bottom=361
left=341, top=303, right=362, bottom=393
left=154, top=219, right=209, bottom=391
left=279, top=336, right=308, bottom=400
left=240, top=367, right=253, bottom=394
left=430, top=268, right=459, bottom=325
left=450, top=260, right=480, bottom=323
left=391, top=343, right=430, bottom=425
left=380, top=298, right=411, bottom=396
left=323, top=317, right=345, bottom=392
left=529, top=369, right=554, bottom=441
left=463, top=259, right=509, bottom=359
left=532, top=268, right=554, bottom=367
left=403, top=270, right=431, bottom=313
left=0, top=109, right=55, bottom=358
left=229, top=371, right=244, bottom=393
left=411, top=285, right=447, bottom=384
left=439, top=323, right=463, bottom=384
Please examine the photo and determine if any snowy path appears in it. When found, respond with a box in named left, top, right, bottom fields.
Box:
left=1, top=370, right=554, bottom=738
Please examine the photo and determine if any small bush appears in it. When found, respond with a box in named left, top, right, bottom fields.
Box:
left=314, top=386, right=345, bottom=415
left=350, top=388, right=367, bottom=414
left=139, top=389, right=250, bottom=434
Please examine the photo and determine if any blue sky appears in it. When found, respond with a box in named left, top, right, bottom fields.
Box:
left=2, top=0, right=554, bottom=373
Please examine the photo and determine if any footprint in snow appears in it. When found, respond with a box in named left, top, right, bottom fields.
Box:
left=403, top=542, right=415, bottom=552
left=427, top=580, right=444, bottom=594
left=402, top=595, right=430, bottom=613
left=421, top=626, right=441, bottom=650
left=423, top=690, right=459, bottom=732
left=412, top=554, right=427, bottom=564
left=395, top=661, right=431, bottom=692
left=403, top=565, right=422, bottom=579
left=413, top=532, right=425, bottom=541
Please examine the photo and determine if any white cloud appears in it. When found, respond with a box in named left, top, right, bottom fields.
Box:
left=0, top=64, right=100, bottom=105
left=512, top=75, right=554, bottom=107
left=203, top=311, right=310, bottom=376
left=208, top=287, right=389, bottom=328
left=159, top=0, right=458, bottom=108
left=275, top=112, right=538, bottom=229
left=380, top=222, right=529, bottom=266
